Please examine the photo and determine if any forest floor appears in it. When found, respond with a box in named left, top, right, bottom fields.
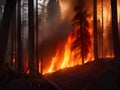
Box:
left=45, top=59, right=120, bottom=90
left=0, top=59, right=120, bottom=90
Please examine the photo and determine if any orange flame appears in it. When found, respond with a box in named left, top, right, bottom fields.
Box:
left=43, top=21, right=94, bottom=74
left=38, top=1, right=120, bottom=74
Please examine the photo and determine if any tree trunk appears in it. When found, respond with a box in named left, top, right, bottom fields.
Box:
left=17, top=0, right=23, bottom=71
left=101, top=0, right=103, bottom=58
left=111, top=0, right=120, bottom=60
left=36, top=0, right=39, bottom=72
left=0, top=0, right=16, bottom=66
left=11, top=7, right=16, bottom=66
left=28, top=0, right=35, bottom=74
left=93, top=0, right=98, bottom=60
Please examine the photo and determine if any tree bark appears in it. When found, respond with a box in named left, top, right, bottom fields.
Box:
left=17, top=0, right=23, bottom=72
left=93, top=0, right=98, bottom=60
left=0, top=0, right=16, bottom=66
left=111, top=0, right=120, bottom=60
left=101, top=0, right=103, bottom=58
left=28, top=0, right=35, bottom=74
left=11, top=7, right=16, bottom=66
left=36, top=0, right=39, bottom=72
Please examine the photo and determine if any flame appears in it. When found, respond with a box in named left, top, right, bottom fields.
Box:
left=47, top=42, right=61, bottom=73
left=43, top=19, right=94, bottom=74
left=10, top=0, right=120, bottom=75
left=42, top=1, right=119, bottom=74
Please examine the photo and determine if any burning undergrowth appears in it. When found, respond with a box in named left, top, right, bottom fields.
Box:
left=42, top=1, right=94, bottom=74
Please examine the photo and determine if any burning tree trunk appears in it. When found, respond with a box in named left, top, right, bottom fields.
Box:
left=93, top=0, right=98, bottom=60
left=0, top=0, right=16, bottom=66
left=28, top=0, right=35, bottom=74
left=17, top=0, right=23, bottom=71
left=111, top=0, right=120, bottom=60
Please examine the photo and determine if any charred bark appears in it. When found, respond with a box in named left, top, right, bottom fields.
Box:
left=111, top=0, right=120, bottom=60
left=0, top=0, right=16, bottom=66
left=93, top=0, right=98, bottom=60
left=28, top=0, right=35, bottom=74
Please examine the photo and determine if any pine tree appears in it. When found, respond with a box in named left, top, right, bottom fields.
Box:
left=71, top=10, right=91, bottom=65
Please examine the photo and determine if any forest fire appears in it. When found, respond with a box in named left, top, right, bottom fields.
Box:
left=42, top=18, right=94, bottom=74
left=1, top=0, right=120, bottom=89
left=40, top=0, right=117, bottom=74
left=6, top=0, right=118, bottom=75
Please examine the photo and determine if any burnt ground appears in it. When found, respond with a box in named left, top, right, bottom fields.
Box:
left=0, top=59, right=120, bottom=90
left=45, top=59, right=120, bottom=90
left=0, top=64, right=61, bottom=90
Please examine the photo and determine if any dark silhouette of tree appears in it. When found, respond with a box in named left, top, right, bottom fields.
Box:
left=28, top=0, right=35, bottom=74
left=93, top=0, right=98, bottom=60
left=36, top=0, right=39, bottom=73
left=71, top=10, right=91, bottom=65
left=0, top=0, right=16, bottom=67
left=11, top=6, right=16, bottom=67
left=17, top=0, right=23, bottom=72
left=101, top=0, right=103, bottom=58
left=111, top=0, right=120, bottom=60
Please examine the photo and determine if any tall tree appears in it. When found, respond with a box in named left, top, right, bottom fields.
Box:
left=36, top=0, right=39, bottom=72
left=17, top=0, right=23, bottom=71
left=93, top=0, right=98, bottom=60
left=40, top=0, right=47, bottom=74
left=11, top=7, right=16, bottom=66
left=72, top=10, right=91, bottom=65
left=101, top=0, right=103, bottom=58
left=111, top=0, right=120, bottom=60
left=0, top=0, right=16, bottom=66
left=28, top=0, right=35, bottom=74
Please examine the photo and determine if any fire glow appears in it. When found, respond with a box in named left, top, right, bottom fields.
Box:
left=42, top=19, right=94, bottom=74
left=40, top=0, right=118, bottom=74
left=17, top=0, right=119, bottom=75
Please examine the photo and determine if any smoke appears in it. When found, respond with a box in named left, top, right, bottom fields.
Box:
left=38, top=0, right=74, bottom=64
left=5, top=0, right=118, bottom=69
left=59, top=0, right=77, bottom=21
